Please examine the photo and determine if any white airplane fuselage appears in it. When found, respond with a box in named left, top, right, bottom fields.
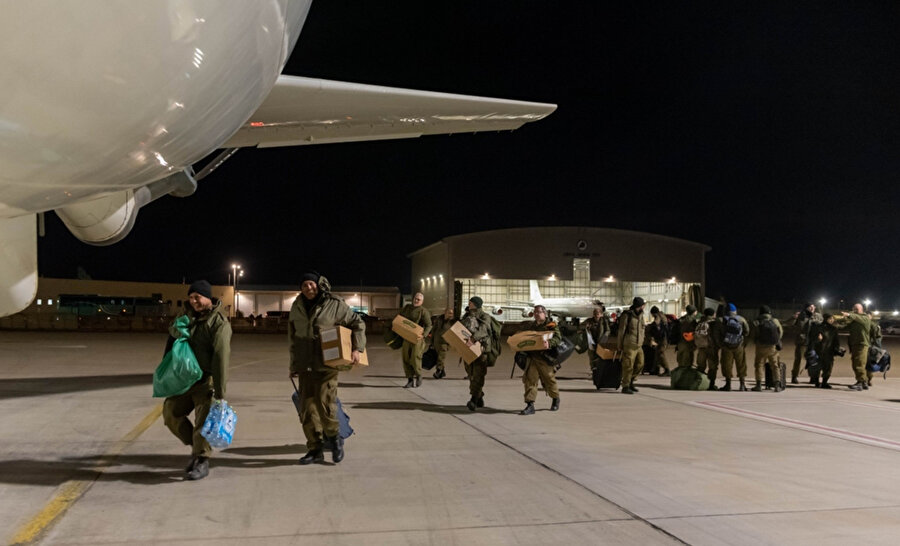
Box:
left=0, top=0, right=311, bottom=218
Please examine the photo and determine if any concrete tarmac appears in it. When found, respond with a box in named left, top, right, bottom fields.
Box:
left=2, top=331, right=900, bottom=545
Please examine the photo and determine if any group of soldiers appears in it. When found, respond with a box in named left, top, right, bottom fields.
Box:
left=607, top=298, right=882, bottom=393
left=397, top=292, right=562, bottom=415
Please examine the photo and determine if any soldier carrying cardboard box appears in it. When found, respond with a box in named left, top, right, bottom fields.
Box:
left=398, top=292, right=432, bottom=388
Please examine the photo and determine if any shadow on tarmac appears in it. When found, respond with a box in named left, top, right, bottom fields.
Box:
left=0, top=374, right=152, bottom=400
left=350, top=400, right=520, bottom=415
left=338, top=382, right=399, bottom=389
left=0, top=454, right=299, bottom=486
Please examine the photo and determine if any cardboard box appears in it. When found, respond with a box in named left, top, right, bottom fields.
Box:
left=507, top=330, right=553, bottom=352
left=595, top=346, right=616, bottom=360
left=442, top=321, right=482, bottom=364
left=392, top=315, right=424, bottom=343
left=321, top=326, right=369, bottom=368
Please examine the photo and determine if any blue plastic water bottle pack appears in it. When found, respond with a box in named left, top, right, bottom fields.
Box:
left=200, top=399, right=238, bottom=449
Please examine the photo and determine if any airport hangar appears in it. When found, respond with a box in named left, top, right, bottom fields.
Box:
left=409, top=227, right=711, bottom=321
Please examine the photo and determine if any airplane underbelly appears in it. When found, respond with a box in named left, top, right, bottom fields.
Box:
left=0, top=0, right=311, bottom=217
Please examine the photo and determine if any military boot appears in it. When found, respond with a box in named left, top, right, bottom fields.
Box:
left=774, top=382, right=784, bottom=393
left=821, top=381, right=832, bottom=389
left=476, top=395, right=485, bottom=408
left=707, top=381, right=718, bottom=391
left=791, top=373, right=799, bottom=385
left=299, top=449, right=325, bottom=465
left=848, top=382, right=864, bottom=391
left=739, top=378, right=748, bottom=392
left=630, top=381, right=640, bottom=392
left=722, top=379, right=732, bottom=392
left=403, top=378, right=414, bottom=388
left=326, top=435, right=344, bottom=463
left=185, top=456, right=198, bottom=473
left=414, top=376, right=422, bottom=388
left=751, top=383, right=762, bottom=392
left=466, top=397, right=477, bottom=411
left=186, top=456, right=209, bottom=480
left=550, top=398, right=560, bottom=411
left=520, top=402, right=535, bottom=415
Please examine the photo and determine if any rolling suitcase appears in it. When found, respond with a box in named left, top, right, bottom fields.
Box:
left=764, top=358, right=787, bottom=390
left=592, top=353, right=622, bottom=390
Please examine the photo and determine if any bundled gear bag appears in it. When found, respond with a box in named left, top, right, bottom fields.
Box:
left=694, top=321, right=711, bottom=348
left=483, top=315, right=503, bottom=367
left=867, top=347, right=891, bottom=379
left=153, top=315, right=203, bottom=398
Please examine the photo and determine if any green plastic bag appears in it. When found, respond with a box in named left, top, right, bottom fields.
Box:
left=153, top=315, right=202, bottom=398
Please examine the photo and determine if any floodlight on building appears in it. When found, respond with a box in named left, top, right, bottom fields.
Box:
left=818, top=297, right=827, bottom=306
left=893, top=310, right=899, bottom=316
left=432, top=276, right=436, bottom=281
left=548, top=274, right=557, bottom=281
left=439, top=274, right=443, bottom=279
left=481, top=273, right=490, bottom=280
left=605, top=275, right=615, bottom=282
left=864, top=299, right=872, bottom=307
left=667, top=276, right=676, bottom=284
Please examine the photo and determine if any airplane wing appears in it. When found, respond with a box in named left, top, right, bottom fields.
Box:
left=222, top=75, right=557, bottom=148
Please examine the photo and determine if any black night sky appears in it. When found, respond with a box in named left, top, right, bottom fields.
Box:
left=37, top=1, right=900, bottom=309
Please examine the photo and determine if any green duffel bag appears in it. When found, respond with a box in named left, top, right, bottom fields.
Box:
left=383, top=326, right=404, bottom=350
left=670, top=366, right=710, bottom=391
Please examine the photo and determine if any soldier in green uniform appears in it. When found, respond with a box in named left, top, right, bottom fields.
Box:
left=719, top=303, right=750, bottom=391
left=812, top=313, right=841, bottom=389
left=786, top=302, right=823, bottom=384
left=519, top=305, right=562, bottom=415
left=582, top=306, right=610, bottom=371
left=675, top=305, right=699, bottom=369
left=430, top=308, right=454, bottom=379
left=647, top=306, right=671, bottom=376
left=750, top=305, right=783, bottom=392
left=398, top=292, right=432, bottom=388
left=461, top=297, right=491, bottom=411
left=617, top=297, right=646, bottom=394
left=834, top=303, right=873, bottom=391
left=162, top=280, right=231, bottom=481
left=289, top=272, right=365, bottom=465
left=694, top=308, right=717, bottom=379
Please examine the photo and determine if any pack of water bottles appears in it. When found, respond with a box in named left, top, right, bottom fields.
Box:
left=200, top=399, right=237, bottom=449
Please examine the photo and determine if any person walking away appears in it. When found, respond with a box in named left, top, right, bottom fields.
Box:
left=162, top=280, right=231, bottom=481
left=519, top=305, right=562, bottom=415
left=648, top=306, right=671, bottom=376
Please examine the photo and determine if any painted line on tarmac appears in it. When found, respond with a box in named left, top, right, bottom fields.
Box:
left=7, top=403, right=163, bottom=546
left=399, top=382, right=690, bottom=546
left=691, top=400, right=900, bottom=451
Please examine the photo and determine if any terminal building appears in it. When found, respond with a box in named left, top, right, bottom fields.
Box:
left=409, top=227, right=711, bottom=320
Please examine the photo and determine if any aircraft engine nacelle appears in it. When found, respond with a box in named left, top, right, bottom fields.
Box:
left=55, top=169, right=197, bottom=246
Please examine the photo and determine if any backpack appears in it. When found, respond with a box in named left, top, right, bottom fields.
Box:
left=756, top=318, right=779, bottom=346
left=867, top=347, right=891, bottom=379
left=668, top=319, right=681, bottom=345
left=483, top=315, right=502, bottom=367
left=723, top=316, right=744, bottom=348
left=694, top=320, right=711, bottom=348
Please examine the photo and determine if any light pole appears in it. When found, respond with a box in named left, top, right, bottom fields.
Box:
left=231, top=263, right=242, bottom=317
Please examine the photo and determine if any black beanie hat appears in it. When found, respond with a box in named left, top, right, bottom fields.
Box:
left=632, top=297, right=645, bottom=309
left=187, top=280, right=212, bottom=300
left=650, top=306, right=660, bottom=314
left=469, top=296, right=483, bottom=308
left=300, top=271, right=320, bottom=284
left=704, top=307, right=715, bottom=316
left=759, top=305, right=771, bottom=315
left=685, top=304, right=697, bottom=314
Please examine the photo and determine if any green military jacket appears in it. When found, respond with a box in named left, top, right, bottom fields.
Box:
left=170, top=299, right=231, bottom=399
left=677, top=314, right=699, bottom=347
left=523, top=318, right=561, bottom=364
left=616, top=308, right=645, bottom=349
left=460, top=307, right=491, bottom=353
left=431, top=314, right=454, bottom=348
left=750, top=313, right=783, bottom=346
left=583, top=315, right=610, bottom=347
left=815, top=322, right=840, bottom=362
left=788, top=311, right=824, bottom=345
left=289, top=288, right=366, bottom=373
left=835, top=312, right=873, bottom=347
left=399, top=304, right=433, bottom=340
